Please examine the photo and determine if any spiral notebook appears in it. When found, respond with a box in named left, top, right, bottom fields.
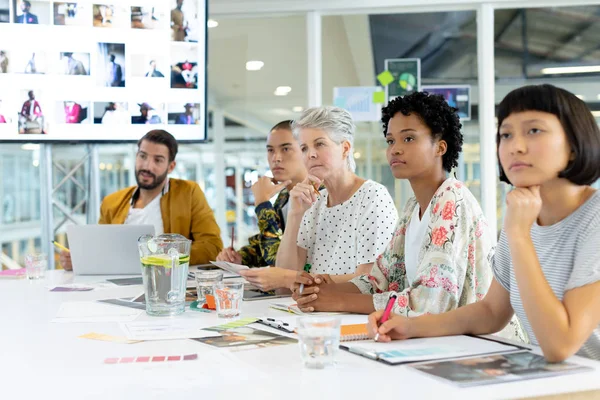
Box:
left=340, top=324, right=370, bottom=341
left=256, top=317, right=369, bottom=342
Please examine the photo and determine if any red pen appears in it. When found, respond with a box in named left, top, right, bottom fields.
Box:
left=374, top=294, right=397, bottom=342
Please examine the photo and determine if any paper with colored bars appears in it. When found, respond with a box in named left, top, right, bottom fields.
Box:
left=210, top=260, right=249, bottom=275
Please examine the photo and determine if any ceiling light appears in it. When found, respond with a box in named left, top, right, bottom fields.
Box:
left=292, top=106, right=303, bottom=112
left=99, top=162, right=106, bottom=170
left=354, top=152, right=361, bottom=159
left=246, top=61, right=264, bottom=71
left=32, top=160, right=39, bottom=167
left=576, top=95, right=585, bottom=100
left=541, top=65, right=600, bottom=74
left=21, top=144, right=40, bottom=150
left=274, top=86, right=292, bottom=96
left=597, top=94, right=600, bottom=100
left=207, top=19, right=219, bottom=28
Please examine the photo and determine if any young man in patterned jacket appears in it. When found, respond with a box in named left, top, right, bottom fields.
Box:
left=216, top=121, right=308, bottom=275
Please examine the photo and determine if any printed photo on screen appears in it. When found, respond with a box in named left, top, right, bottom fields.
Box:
left=167, top=102, right=200, bottom=125
left=18, top=89, right=46, bottom=134
left=10, top=51, right=47, bottom=74
left=60, top=52, right=90, bottom=75
left=54, top=2, right=88, bottom=26
left=55, top=101, right=90, bottom=124
left=131, top=54, right=167, bottom=78
left=170, top=0, right=200, bottom=42
left=131, top=6, right=164, bottom=29
left=170, top=44, right=198, bottom=89
left=0, top=99, right=11, bottom=123
left=131, top=102, right=162, bottom=124
left=92, top=3, right=129, bottom=28
left=0, top=50, right=8, bottom=73
left=97, top=42, right=125, bottom=87
left=0, top=0, right=9, bottom=23
left=93, top=102, right=129, bottom=124
left=13, top=0, right=50, bottom=24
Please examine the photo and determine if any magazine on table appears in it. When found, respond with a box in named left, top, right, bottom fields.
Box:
left=410, top=351, right=593, bottom=387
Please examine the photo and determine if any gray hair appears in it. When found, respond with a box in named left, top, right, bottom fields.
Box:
left=291, top=106, right=356, bottom=172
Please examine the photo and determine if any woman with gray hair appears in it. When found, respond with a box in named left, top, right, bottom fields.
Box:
left=276, top=106, right=398, bottom=282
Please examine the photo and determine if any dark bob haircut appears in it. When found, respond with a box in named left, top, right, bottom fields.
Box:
left=381, top=91, right=463, bottom=173
left=138, top=129, right=178, bottom=162
left=497, top=84, right=600, bottom=185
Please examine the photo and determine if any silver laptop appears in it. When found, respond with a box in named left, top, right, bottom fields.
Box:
left=66, top=225, right=155, bottom=275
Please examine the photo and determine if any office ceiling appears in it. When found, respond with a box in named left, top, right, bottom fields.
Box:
left=208, top=6, right=600, bottom=138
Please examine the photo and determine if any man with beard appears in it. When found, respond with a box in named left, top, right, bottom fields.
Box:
left=59, top=129, right=223, bottom=270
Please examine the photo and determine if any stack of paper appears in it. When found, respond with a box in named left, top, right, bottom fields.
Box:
left=269, top=299, right=345, bottom=316
left=120, top=320, right=221, bottom=341
left=47, top=282, right=116, bottom=292
left=209, top=261, right=249, bottom=275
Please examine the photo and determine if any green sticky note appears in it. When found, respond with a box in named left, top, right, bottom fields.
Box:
left=372, top=91, right=385, bottom=104
left=377, top=70, right=394, bottom=86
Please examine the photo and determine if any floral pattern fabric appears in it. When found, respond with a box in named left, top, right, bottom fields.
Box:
left=350, top=177, right=525, bottom=341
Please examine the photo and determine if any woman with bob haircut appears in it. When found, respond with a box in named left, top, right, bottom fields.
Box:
left=368, top=84, right=600, bottom=362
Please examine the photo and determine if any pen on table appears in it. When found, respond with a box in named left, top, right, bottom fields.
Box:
left=298, top=263, right=312, bottom=295
left=52, top=241, right=69, bottom=252
left=230, top=226, right=235, bottom=249
left=373, top=294, right=397, bottom=342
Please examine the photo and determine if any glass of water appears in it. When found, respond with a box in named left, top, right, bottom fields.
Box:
left=138, top=234, right=191, bottom=317
left=24, top=253, right=47, bottom=280
left=195, top=270, right=223, bottom=306
left=297, top=316, right=341, bottom=369
left=213, top=280, right=244, bottom=318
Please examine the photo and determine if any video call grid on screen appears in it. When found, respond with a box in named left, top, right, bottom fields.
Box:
left=0, top=0, right=207, bottom=142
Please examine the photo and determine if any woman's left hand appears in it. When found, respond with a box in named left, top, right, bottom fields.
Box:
left=239, top=267, right=295, bottom=292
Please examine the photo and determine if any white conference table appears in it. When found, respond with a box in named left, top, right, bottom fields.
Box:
left=3, top=270, right=600, bottom=400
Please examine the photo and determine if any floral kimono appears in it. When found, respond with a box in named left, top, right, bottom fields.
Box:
left=350, top=177, right=525, bottom=341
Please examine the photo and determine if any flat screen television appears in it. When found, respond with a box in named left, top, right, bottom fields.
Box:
left=0, top=0, right=207, bottom=142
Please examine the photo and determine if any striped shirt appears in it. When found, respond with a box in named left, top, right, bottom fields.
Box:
left=493, top=190, right=600, bottom=360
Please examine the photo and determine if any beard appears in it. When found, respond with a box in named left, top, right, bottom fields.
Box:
left=135, top=168, right=168, bottom=190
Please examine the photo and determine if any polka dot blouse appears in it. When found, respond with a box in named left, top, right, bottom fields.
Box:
left=297, top=180, right=398, bottom=275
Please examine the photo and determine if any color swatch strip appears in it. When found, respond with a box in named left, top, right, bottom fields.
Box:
left=104, top=354, right=198, bottom=364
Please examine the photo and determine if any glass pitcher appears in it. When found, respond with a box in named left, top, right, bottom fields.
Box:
left=138, top=234, right=191, bottom=316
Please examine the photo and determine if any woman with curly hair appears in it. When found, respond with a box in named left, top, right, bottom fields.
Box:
left=291, top=92, right=521, bottom=337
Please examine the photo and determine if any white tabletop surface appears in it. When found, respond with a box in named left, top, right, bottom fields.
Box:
left=2, top=270, right=600, bottom=400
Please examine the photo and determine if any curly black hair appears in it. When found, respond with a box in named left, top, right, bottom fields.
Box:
left=381, top=91, right=463, bottom=172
